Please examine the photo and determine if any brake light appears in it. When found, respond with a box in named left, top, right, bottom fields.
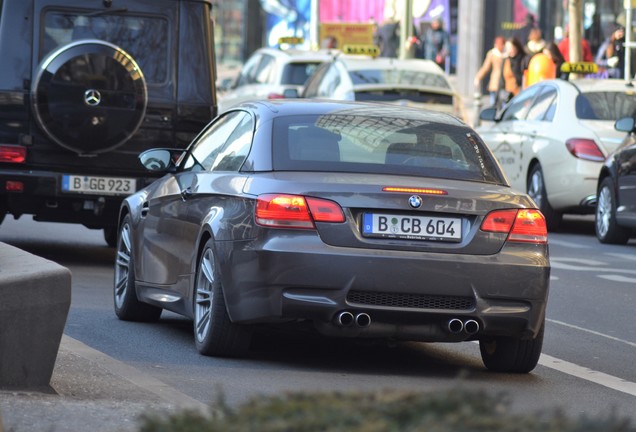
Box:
left=267, top=93, right=285, bottom=100
left=481, top=209, right=547, bottom=243
left=255, top=194, right=344, bottom=228
left=565, top=139, right=604, bottom=161
left=383, top=187, right=447, bottom=195
left=0, top=145, right=27, bottom=163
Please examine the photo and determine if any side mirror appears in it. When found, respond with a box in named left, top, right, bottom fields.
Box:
left=614, top=117, right=635, bottom=133
left=282, top=88, right=299, bottom=99
left=479, top=107, right=498, bottom=122
left=139, top=149, right=179, bottom=172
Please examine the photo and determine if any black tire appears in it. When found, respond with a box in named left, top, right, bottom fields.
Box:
left=113, top=214, right=162, bottom=322
left=595, top=177, right=630, bottom=244
left=32, top=40, right=147, bottom=154
left=479, top=319, right=544, bottom=373
left=193, top=238, right=251, bottom=357
left=527, top=164, right=562, bottom=231
left=104, top=226, right=117, bottom=248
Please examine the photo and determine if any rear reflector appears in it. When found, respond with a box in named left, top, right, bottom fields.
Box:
left=255, top=194, right=345, bottom=229
left=481, top=209, right=548, bottom=243
left=0, top=145, right=27, bottom=163
left=383, top=187, right=447, bottom=195
left=565, top=138, right=604, bottom=162
left=6, top=180, right=24, bottom=192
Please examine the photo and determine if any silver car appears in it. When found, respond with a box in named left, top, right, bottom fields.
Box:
left=114, top=100, right=550, bottom=373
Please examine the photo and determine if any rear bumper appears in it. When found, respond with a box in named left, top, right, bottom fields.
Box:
left=219, top=233, right=550, bottom=343
left=0, top=168, right=154, bottom=227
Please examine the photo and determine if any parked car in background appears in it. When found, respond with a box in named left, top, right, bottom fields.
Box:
left=114, top=99, right=549, bottom=373
left=0, top=0, right=217, bottom=246
left=217, top=46, right=334, bottom=112
left=300, top=53, right=466, bottom=121
left=477, top=77, right=636, bottom=230
left=595, top=116, right=636, bottom=244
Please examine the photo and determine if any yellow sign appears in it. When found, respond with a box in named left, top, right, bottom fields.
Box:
left=560, top=62, right=598, bottom=74
left=319, top=23, right=374, bottom=49
left=278, top=37, right=304, bottom=46
left=342, top=44, right=380, bottom=57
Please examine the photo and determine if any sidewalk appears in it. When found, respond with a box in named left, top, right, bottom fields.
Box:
left=0, top=336, right=211, bottom=432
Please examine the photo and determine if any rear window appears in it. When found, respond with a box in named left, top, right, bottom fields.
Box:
left=576, top=91, right=636, bottom=120
left=348, top=69, right=451, bottom=89
left=272, top=113, right=504, bottom=184
left=355, top=90, right=453, bottom=105
left=281, top=62, right=322, bottom=85
left=41, top=11, right=169, bottom=84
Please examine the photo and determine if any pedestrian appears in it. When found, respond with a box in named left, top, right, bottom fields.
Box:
left=474, top=35, right=506, bottom=108
left=605, top=26, right=627, bottom=78
left=502, top=37, right=528, bottom=101
left=419, top=17, right=450, bottom=71
left=526, top=27, right=546, bottom=55
left=543, top=41, right=567, bottom=79
left=374, top=20, right=400, bottom=58
left=557, top=25, right=593, bottom=62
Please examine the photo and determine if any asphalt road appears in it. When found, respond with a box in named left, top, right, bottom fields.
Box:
left=1, top=214, right=636, bottom=429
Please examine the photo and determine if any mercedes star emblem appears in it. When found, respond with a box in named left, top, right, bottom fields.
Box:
left=84, top=89, right=102, bottom=107
left=408, top=195, right=422, bottom=209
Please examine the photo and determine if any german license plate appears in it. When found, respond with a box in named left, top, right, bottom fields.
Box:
left=62, top=175, right=136, bottom=196
left=362, top=213, right=462, bottom=242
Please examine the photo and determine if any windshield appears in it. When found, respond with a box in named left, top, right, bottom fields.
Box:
left=576, top=91, right=636, bottom=120
left=42, top=11, right=169, bottom=84
left=272, top=113, right=504, bottom=185
left=349, top=69, right=451, bottom=89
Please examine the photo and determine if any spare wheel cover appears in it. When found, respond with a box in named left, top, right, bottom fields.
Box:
left=32, top=40, right=147, bottom=154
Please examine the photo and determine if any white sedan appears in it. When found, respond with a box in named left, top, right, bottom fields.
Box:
left=301, top=54, right=466, bottom=122
left=476, top=78, right=636, bottom=230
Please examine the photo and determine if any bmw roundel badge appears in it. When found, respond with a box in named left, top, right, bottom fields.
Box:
left=408, top=195, right=422, bottom=209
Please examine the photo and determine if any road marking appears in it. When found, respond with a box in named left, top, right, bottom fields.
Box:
left=548, top=239, right=592, bottom=248
left=548, top=319, right=636, bottom=348
left=605, top=252, right=636, bottom=262
left=550, top=257, right=636, bottom=275
left=539, top=354, right=636, bottom=397
left=598, top=274, right=636, bottom=283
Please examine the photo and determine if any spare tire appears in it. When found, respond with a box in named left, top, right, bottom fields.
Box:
left=32, top=40, right=147, bottom=154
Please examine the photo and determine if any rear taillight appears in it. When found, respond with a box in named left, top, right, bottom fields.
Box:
left=255, top=194, right=345, bottom=229
left=565, top=138, right=604, bottom=161
left=0, top=145, right=27, bottom=163
left=481, top=209, right=548, bottom=243
left=267, top=93, right=285, bottom=100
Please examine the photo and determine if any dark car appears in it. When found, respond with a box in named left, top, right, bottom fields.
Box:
left=0, top=0, right=217, bottom=246
left=595, top=116, right=636, bottom=244
left=114, top=100, right=550, bottom=373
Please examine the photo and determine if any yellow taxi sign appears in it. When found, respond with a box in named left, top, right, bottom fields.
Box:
left=278, top=36, right=304, bottom=46
left=342, top=44, right=380, bottom=57
left=560, top=62, right=598, bottom=74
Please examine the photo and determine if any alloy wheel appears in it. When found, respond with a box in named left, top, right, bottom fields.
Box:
left=528, top=170, right=543, bottom=208
left=195, top=248, right=215, bottom=343
left=596, top=185, right=612, bottom=238
left=114, top=223, right=131, bottom=310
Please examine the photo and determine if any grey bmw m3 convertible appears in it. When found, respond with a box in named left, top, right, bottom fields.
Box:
left=114, top=99, right=550, bottom=373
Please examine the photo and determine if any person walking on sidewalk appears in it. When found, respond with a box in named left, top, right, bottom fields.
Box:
left=502, top=37, right=528, bottom=102
left=419, top=18, right=450, bottom=71
left=474, top=35, right=506, bottom=108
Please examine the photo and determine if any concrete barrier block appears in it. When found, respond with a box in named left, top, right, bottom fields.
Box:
left=0, top=242, right=71, bottom=390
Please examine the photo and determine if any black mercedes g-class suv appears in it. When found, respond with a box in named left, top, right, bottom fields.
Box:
left=0, top=0, right=217, bottom=246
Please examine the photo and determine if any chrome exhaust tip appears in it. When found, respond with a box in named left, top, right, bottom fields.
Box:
left=447, top=318, right=464, bottom=334
left=336, top=311, right=354, bottom=327
left=464, top=319, right=480, bottom=335
left=355, top=312, right=371, bottom=327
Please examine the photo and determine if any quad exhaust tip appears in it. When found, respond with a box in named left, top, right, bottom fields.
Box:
left=447, top=318, right=480, bottom=335
left=335, top=311, right=371, bottom=327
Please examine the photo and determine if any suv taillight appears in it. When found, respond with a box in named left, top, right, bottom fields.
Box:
left=565, top=138, right=604, bottom=161
left=255, top=194, right=345, bottom=229
left=0, top=145, right=26, bottom=163
left=481, top=209, right=547, bottom=243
